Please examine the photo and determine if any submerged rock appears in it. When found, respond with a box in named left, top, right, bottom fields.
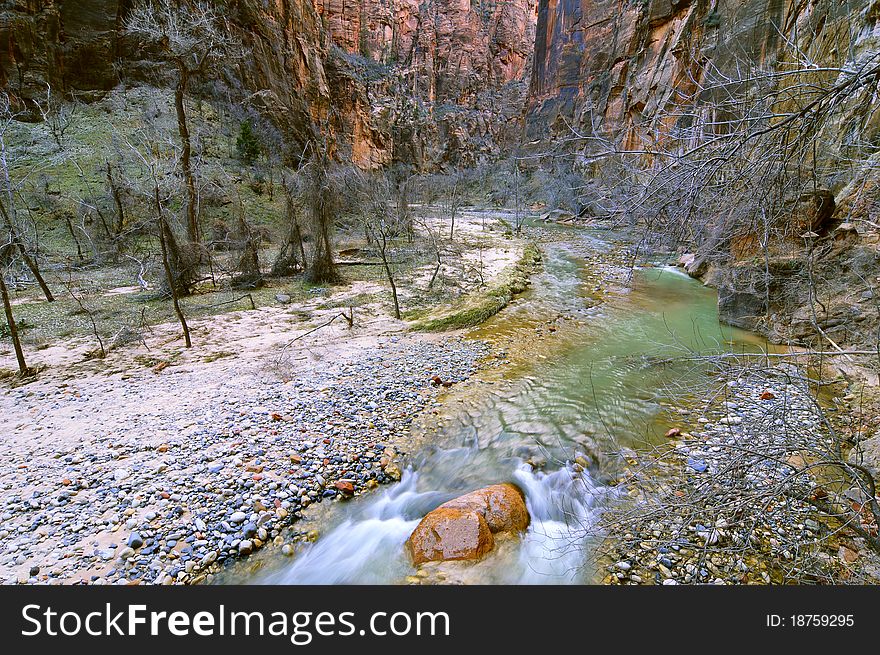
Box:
left=405, top=483, right=529, bottom=564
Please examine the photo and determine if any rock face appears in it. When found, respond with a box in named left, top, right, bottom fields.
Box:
left=528, top=0, right=867, bottom=147
left=849, top=433, right=880, bottom=482
left=406, top=483, right=529, bottom=564
left=526, top=0, right=880, bottom=349
left=1, top=0, right=536, bottom=169
left=0, top=0, right=120, bottom=104
left=1, top=0, right=330, bottom=148
left=318, top=0, right=535, bottom=104
left=406, top=507, right=495, bottom=564
left=437, top=482, right=531, bottom=533
left=320, top=0, right=537, bottom=168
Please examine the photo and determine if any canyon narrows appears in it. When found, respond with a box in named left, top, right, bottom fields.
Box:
left=0, top=0, right=878, bottom=589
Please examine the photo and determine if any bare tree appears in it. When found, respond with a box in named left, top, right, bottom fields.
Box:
left=229, top=190, right=263, bottom=289
left=271, top=172, right=309, bottom=277
left=34, top=84, right=78, bottom=151
left=440, top=171, right=464, bottom=240
left=303, top=152, right=340, bottom=285
left=348, top=170, right=410, bottom=318
left=105, top=160, right=127, bottom=235
left=125, top=0, right=238, bottom=246
left=63, top=264, right=107, bottom=359
left=124, top=129, right=192, bottom=348
left=0, top=241, right=28, bottom=375
left=0, top=93, right=55, bottom=302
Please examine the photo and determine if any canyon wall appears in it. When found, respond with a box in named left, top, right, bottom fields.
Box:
left=317, top=0, right=534, bottom=104
left=526, top=0, right=880, bottom=348
left=0, top=0, right=536, bottom=169
left=527, top=0, right=866, bottom=148
left=319, top=0, right=537, bottom=168
left=1, top=0, right=334, bottom=154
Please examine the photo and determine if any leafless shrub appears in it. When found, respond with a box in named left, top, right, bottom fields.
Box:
left=593, top=354, right=880, bottom=584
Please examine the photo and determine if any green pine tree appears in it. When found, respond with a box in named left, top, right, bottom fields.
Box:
left=236, top=120, right=261, bottom=164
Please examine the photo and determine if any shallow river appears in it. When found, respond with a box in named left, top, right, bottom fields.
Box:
left=246, top=231, right=768, bottom=584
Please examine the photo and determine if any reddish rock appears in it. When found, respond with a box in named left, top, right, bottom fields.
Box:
left=665, top=428, right=682, bottom=438
left=334, top=481, right=355, bottom=495
left=406, top=508, right=494, bottom=565
left=405, top=483, right=529, bottom=564
left=438, top=483, right=530, bottom=534
left=316, top=0, right=535, bottom=103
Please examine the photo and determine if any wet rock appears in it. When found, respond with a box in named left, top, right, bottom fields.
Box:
left=437, top=483, right=529, bottom=534
left=383, top=462, right=402, bottom=481
left=405, top=483, right=529, bottom=564
left=406, top=508, right=494, bottom=565
left=0, top=331, right=490, bottom=585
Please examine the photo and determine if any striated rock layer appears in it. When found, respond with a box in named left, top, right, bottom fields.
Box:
left=1, top=0, right=537, bottom=169
left=527, top=0, right=864, bottom=149
left=525, top=0, right=880, bottom=348
left=317, top=0, right=535, bottom=104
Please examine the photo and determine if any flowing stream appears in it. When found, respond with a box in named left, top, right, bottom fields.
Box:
left=249, top=230, right=769, bottom=585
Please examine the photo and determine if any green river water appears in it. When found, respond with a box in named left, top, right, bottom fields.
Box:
left=246, top=230, right=770, bottom=584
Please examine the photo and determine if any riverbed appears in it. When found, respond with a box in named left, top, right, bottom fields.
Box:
left=229, top=228, right=773, bottom=585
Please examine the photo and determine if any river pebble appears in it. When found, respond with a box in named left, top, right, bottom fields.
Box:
left=0, top=336, right=490, bottom=584
left=605, top=365, right=878, bottom=585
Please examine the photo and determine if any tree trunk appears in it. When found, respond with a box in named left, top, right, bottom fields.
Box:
left=308, top=205, right=337, bottom=283
left=154, top=183, right=191, bottom=348
left=107, top=162, right=126, bottom=234
left=380, top=234, right=400, bottom=319
left=0, top=269, right=28, bottom=375
left=0, top=195, right=53, bottom=301
left=16, top=242, right=54, bottom=302
left=428, top=251, right=441, bottom=290
left=65, top=214, right=85, bottom=261
left=449, top=183, right=458, bottom=239
left=175, top=67, right=199, bottom=245
left=514, top=162, right=521, bottom=235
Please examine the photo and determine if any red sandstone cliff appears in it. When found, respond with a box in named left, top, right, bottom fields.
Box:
left=317, top=0, right=535, bottom=103
left=0, top=0, right=536, bottom=169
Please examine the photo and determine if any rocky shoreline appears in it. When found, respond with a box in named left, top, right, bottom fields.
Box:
left=603, top=365, right=880, bottom=584
left=1, top=336, right=490, bottom=585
